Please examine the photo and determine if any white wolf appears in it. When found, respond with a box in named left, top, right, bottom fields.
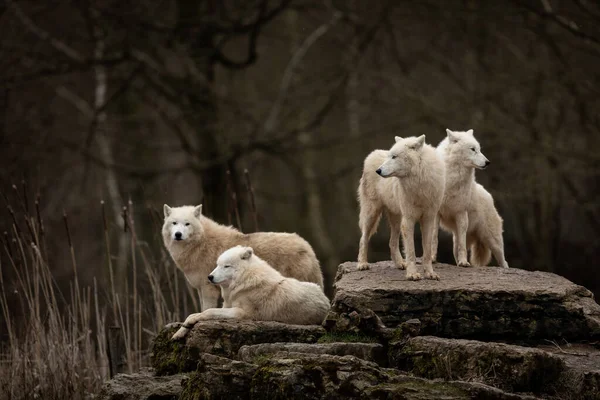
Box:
left=162, top=205, right=324, bottom=311
left=432, top=129, right=509, bottom=269
left=357, top=135, right=446, bottom=280
left=171, top=245, right=330, bottom=340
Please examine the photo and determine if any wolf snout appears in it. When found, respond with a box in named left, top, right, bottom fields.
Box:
left=174, top=232, right=182, bottom=240
left=208, top=275, right=214, bottom=282
left=483, top=160, right=490, bottom=169
left=376, top=168, right=382, bottom=176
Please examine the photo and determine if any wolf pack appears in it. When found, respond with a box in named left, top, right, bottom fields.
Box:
left=164, top=129, right=509, bottom=340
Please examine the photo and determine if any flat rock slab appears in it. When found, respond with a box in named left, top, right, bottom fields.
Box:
left=180, top=351, right=539, bottom=400
left=392, top=336, right=565, bottom=395
left=238, top=341, right=386, bottom=365
left=330, top=261, right=600, bottom=341
left=152, top=320, right=325, bottom=375
left=539, top=343, right=600, bottom=400
left=97, top=368, right=188, bottom=400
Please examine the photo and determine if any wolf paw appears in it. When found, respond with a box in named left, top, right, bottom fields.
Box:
left=170, top=327, right=190, bottom=341
left=395, top=260, right=407, bottom=270
left=406, top=271, right=422, bottom=281
left=425, top=271, right=440, bottom=280
left=357, top=263, right=370, bottom=271
left=457, top=261, right=471, bottom=268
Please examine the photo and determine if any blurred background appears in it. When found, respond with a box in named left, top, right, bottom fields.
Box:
left=0, top=0, right=599, bottom=396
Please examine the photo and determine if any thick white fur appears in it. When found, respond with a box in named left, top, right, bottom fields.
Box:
left=357, top=135, right=446, bottom=280
left=163, top=205, right=324, bottom=311
left=171, top=245, right=330, bottom=340
left=432, top=129, right=509, bottom=269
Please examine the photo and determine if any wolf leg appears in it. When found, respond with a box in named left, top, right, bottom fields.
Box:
left=357, top=204, right=381, bottom=271
left=455, top=212, right=471, bottom=267
left=200, top=282, right=220, bottom=311
left=386, top=210, right=406, bottom=269
left=489, top=234, right=509, bottom=269
left=171, top=307, right=248, bottom=340
left=401, top=216, right=421, bottom=280
left=421, top=213, right=440, bottom=280
left=431, top=214, right=440, bottom=263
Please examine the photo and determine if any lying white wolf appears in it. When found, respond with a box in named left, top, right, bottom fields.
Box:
left=357, top=135, right=445, bottom=280
left=432, top=129, right=509, bottom=269
left=171, top=245, right=330, bottom=340
left=162, top=205, right=323, bottom=311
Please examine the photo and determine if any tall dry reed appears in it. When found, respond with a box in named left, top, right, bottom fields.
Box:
left=0, top=174, right=259, bottom=399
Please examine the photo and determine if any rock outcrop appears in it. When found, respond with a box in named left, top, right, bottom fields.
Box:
left=97, top=368, right=187, bottom=400
left=392, top=336, right=565, bottom=393
left=98, top=262, right=600, bottom=400
left=328, top=261, right=600, bottom=342
left=179, top=352, right=538, bottom=400
left=152, top=320, right=325, bottom=375
left=238, top=341, right=387, bottom=365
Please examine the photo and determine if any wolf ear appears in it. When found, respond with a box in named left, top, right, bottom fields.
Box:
left=446, top=129, right=459, bottom=143
left=193, top=205, right=203, bottom=218
left=466, top=129, right=474, bottom=135
left=241, top=247, right=253, bottom=260
left=394, top=136, right=402, bottom=143
left=414, top=135, right=426, bottom=149
left=163, top=204, right=172, bottom=218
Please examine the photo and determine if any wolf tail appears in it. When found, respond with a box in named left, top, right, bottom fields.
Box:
left=470, top=239, right=492, bottom=267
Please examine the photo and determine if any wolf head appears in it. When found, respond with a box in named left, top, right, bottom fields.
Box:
left=444, top=129, right=490, bottom=169
left=162, top=204, right=204, bottom=245
left=376, top=135, right=426, bottom=178
left=208, top=245, right=254, bottom=287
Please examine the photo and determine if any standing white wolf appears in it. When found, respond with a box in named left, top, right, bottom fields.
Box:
left=171, top=245, right=330, bottom=340
left=163, top=205, right=324, bottom=311
left=432, top=129, right=509, bottom=269
left=357, top=135, right=445, bottom=280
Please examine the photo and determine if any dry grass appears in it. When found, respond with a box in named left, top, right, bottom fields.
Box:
left=0, top=189, right=198, bottom=399
left=0, top=174, right=258, bottom=399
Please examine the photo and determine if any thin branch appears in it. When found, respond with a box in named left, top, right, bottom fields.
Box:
left=213, top=0, right=293, bottom=35
left=55, top=87, right=94, bottom=117
left=132, top=86, right=198, bottom=157
left=6, top=0, right=84, bottom=62
left=4, top=55, right=128, bottom=88
left=212, top=0, right=268, bottom=69
left=263, top=10, right=343, bottom=135
left=512, top=0, right=600, bottom=49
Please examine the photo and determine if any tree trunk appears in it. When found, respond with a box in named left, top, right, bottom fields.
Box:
left=93, top=21, right=129, bottom=296
left=287, top=10, right=339, bottom=294
left=177, top=0, right=235, bottom=225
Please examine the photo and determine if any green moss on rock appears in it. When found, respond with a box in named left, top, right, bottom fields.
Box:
left=317, top=331, right=378, bottom=344
left=151, top=327, right=200, bottom=376
left=394, top=336, right=565, bottom=395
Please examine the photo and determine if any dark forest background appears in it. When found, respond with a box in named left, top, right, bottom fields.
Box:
left=0, top=0, right=599, bottom=396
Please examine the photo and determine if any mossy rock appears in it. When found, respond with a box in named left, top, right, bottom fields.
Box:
left=179, top=351, right=535, bottom=399
left=152, top=327, right=200, bottom=376
left=238, top=342, right=387, bottom=366
left=317, top=331, right=378, bottom=344
left=179, top=353, right=258, bottom=400
left=152, top=320, right=325, bottom=375
left=393, top=336, right=565, bottom=395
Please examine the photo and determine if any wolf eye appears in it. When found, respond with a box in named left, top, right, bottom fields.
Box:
left=172, top=222, right=177, bottom=225
left=471, top=147, right=476, bottom=152
left=391, top=155, right=397, bottom=159
left=224, top=265, right=232, bottom=268
left=185, top=222, right=190, bottom=226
